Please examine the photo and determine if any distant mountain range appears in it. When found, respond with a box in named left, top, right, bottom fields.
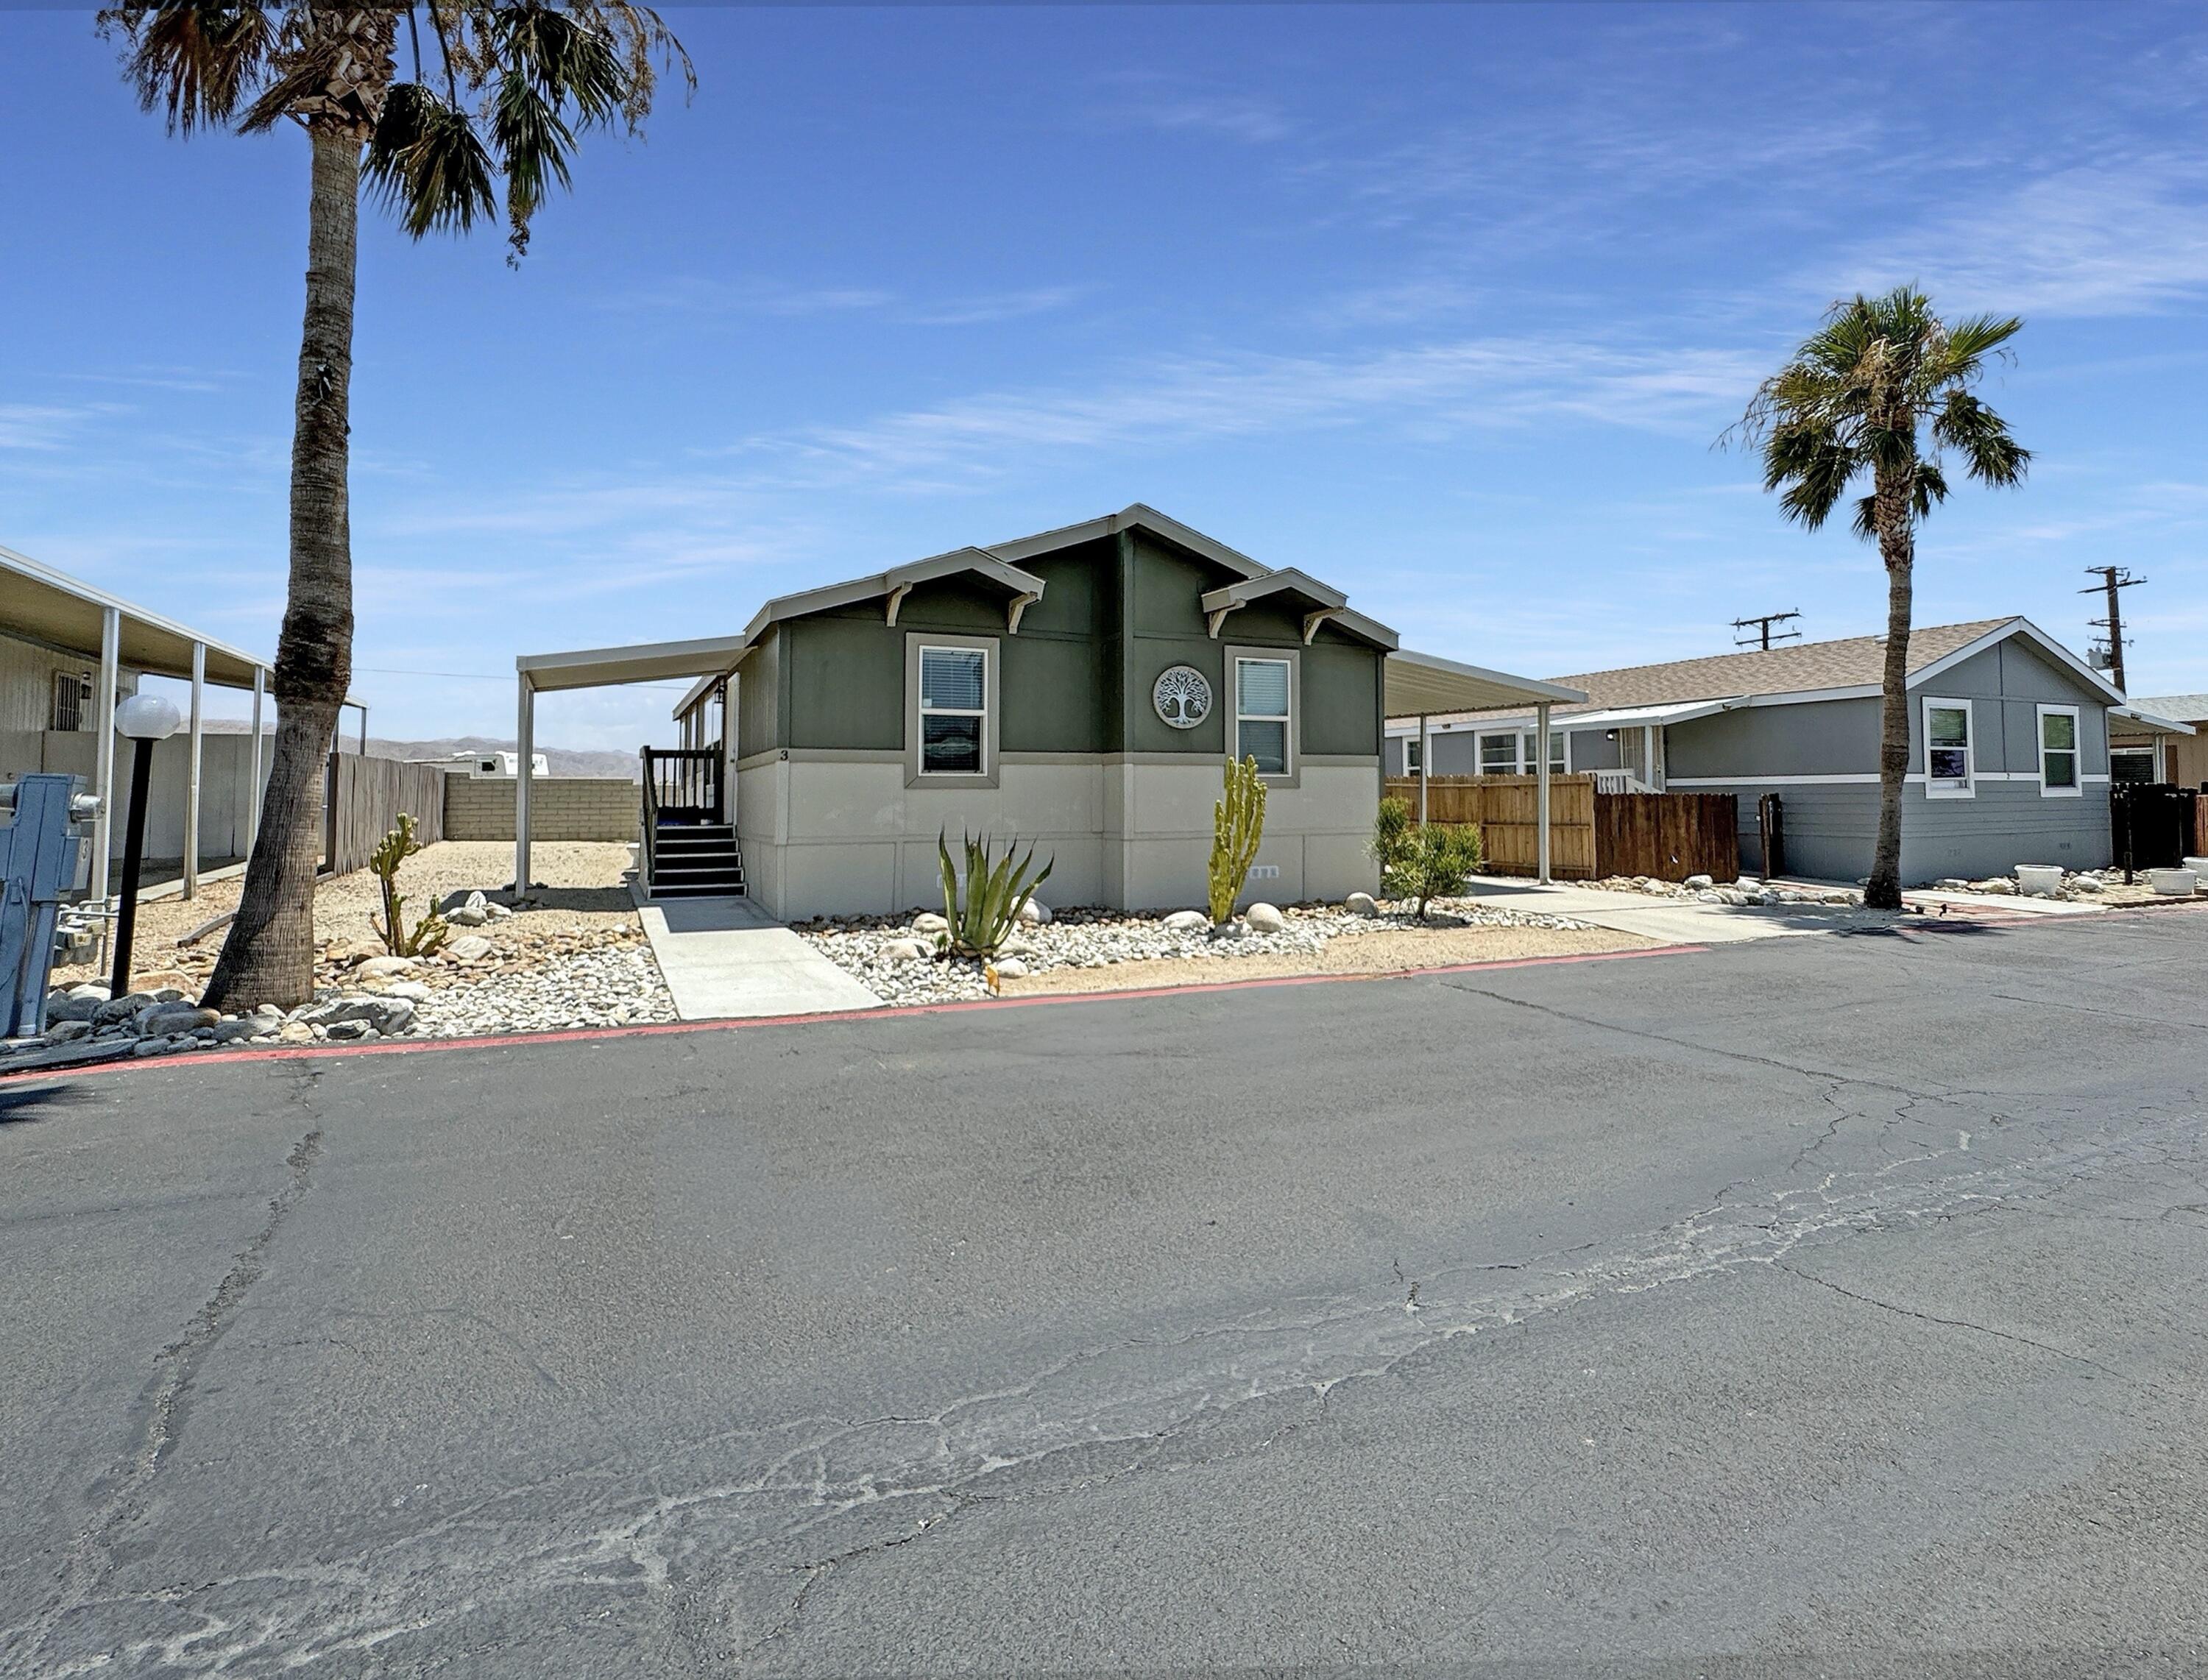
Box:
left=199, top=722, right=640, bottom=781
left=372, top=735, right=641, bottom=780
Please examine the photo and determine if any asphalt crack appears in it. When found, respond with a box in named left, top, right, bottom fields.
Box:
left=27, top=1122, right=325, bottom=1668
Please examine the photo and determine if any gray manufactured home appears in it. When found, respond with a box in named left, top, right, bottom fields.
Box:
left=1388, top=618, right=2128, bottom=884
left=514, top=506, right=1581, bottom=918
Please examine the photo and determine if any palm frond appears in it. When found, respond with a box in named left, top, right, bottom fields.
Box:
left=99, top=1, right=272, bottom=135
left=365, top=81, right=497, bottom=237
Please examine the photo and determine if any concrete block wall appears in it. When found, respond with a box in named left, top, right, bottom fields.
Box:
left=442, top=773, right=639, bottom=842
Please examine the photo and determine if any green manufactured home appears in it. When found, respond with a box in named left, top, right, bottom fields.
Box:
left=514, top=506, right=1581, bottom=919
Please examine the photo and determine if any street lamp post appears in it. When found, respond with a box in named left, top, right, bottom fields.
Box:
left=109, top=693, right=181, bottom=998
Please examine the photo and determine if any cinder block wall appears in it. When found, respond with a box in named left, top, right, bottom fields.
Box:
left=442, top=773, right=639, bottom=842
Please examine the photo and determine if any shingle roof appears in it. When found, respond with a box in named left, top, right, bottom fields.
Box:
left=2126, top=694, right=2208, bottom=723
left=1402, top=618, right=2016, bottom=726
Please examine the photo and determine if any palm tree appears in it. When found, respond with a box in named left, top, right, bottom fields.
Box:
left=1736, top=286, right=2029, bottom=910
left=99, top=3, right=690, bottom=1010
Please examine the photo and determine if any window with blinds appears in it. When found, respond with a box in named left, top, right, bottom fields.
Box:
left=919, top=645, right=988, bottom=774
left=1234, top=657, right=1291, bottom=775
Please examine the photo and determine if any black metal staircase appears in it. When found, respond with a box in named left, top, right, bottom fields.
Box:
left=641, top=746, right=745, bottom=899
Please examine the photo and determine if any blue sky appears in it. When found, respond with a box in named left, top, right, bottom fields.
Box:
left=4, top=2, right=2207, bottom=748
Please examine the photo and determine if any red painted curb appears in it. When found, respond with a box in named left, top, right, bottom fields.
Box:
left=4, top=940, right=1709, bottom=1083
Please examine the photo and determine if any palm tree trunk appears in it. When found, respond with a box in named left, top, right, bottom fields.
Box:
left=202, top=125, right=360, bottom=1013
left=1866, top=469, right=1916, bottom=912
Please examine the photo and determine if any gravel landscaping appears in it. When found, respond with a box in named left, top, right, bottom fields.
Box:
left=5, top=841, right=674, bottom=1069
left=796, top=897, right=1611, bottom=1006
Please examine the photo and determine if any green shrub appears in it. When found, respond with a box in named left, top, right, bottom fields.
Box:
left=1385, top=821, right=1484, bottom=920
left=369, top=812, right=449, bottom=957
left=938, top=830, right=1054, bottom=958
left=1208, top=755, right=1268, bottom=924
left=1370, top=795, right=1415, bottom=882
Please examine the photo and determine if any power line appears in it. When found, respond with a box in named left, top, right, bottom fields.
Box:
left=1731, top=611, right=1802, bottom=651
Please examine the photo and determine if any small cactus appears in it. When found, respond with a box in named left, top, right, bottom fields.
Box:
left=369, top=812, right=450, bottom=957
left=1208, top=755, right=1268, bottom=925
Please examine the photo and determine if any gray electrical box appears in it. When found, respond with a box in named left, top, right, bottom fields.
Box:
left=3, top=774, right=93, bottom=1039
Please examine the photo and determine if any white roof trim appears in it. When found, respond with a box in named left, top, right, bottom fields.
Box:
left=2112, top=705, right=2198, bottom=736
left=1386, top=698, right=1734, bottom=737
left=0, top=540, right=266, bottom=687
left=1905, top=617, right=2126, bottom=705
left=517, top=632, right=752, bottom=693
left=1385, top=651, right=1586, bottom=719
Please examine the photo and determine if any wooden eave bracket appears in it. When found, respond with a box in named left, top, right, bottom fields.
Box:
left=1007, top=590, right=1042, bottom=636
left=1302, top=607, right=1341, bottom=645
left=1206, top=604, right=1237, bottom=639
left=885, top=581, right=913, bottom=627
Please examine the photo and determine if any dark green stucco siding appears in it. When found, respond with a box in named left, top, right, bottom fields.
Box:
left=758, top=527, right=1386, bottom=760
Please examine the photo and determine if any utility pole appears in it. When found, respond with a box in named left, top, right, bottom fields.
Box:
left=1732, top=611, right=1802, bottom=652
left=2079, top=566, right=2145, bottom=692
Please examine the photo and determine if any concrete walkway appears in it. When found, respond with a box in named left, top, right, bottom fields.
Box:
left=632, top=892, right=881, bottom=1020
left=1468, top=876, right=1897, bottom=944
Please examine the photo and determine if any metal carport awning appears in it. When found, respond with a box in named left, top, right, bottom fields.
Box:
left=2, top=542, right=277, bottom=907
left=1385, top=652, right=1588, bottom=883
left=512, top=633, right=754, bottom=892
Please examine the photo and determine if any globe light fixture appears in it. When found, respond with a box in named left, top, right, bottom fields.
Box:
left=109, top=692, right=185, bottom=997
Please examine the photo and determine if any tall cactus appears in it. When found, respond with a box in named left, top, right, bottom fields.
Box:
left=1208, top=755, right=1268, bottom=924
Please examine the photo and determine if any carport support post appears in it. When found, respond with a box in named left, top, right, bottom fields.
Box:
left=91, top=606, right=119, bottom=911
left=183, top=640, right=204, bottom=899
left=248, top=666, right=266, bottom=844
left=514, top=676, right=535, bottom=895
left=1536, top=701, right=1552, bottom=885
left=1418, top=712, right=1430, bottom=825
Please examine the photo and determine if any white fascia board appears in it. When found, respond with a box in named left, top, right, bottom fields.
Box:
left=2112, top=705, right=2197, bottom=736
left=1906, top=617, right=2126, bottom=706
left=517, top=632, right=753, bottom=692
left=1741, top=684, right=1883, bottom=707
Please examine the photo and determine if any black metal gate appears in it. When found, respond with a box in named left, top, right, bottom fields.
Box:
left=2109, top=783, right=2198, bottom=877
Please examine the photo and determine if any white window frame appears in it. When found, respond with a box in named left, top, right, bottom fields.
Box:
left=1478, top=731, right=1519, bottom=777
left=1922, top=696, right=1975, bottom=799
left=2036, top=703, right=2082, bottom=798
left=1232, top=653, right=1295, bottom=779
left=909, top=636, right=997, bottom=786
left=1403, top=735, right=1422, bottom=776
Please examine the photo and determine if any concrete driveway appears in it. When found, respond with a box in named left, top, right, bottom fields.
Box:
left=3, top=908, right=2206, bottom=1674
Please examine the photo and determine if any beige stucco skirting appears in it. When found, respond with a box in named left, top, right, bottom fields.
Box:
left=735, top=750, right=1382, bottom=921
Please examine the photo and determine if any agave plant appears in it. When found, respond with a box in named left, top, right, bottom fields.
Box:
left=937, top=831, right=1054, bottom=960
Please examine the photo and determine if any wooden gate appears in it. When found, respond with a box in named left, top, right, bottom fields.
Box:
left=1593, top=792, right=1738, bottom=883
left=1384, top=774, right=1597, bottom=879
left=322, top=753, right=447, bottom=876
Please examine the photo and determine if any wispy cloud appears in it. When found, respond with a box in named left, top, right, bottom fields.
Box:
left=715, top=336, right=1766, bottom=490
left=609, top=275, right=1087, bottom=327
left=0, top=403, right=114, bottom=451
left=1823, top=157, right=2208, bottom=318
left=1115, top=89, right=1292, bottom=145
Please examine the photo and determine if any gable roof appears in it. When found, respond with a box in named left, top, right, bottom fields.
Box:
left=1388, top=617, right=2124, bottom=729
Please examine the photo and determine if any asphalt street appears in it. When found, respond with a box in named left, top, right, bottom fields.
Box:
left=2, top=910, right=2205, bottom=1676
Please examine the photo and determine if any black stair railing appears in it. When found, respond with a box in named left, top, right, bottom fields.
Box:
left=642, top=745, right=723, bottom=824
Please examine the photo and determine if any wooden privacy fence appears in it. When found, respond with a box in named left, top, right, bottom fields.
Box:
left=322, top=752, right=447, bottom=876
left=1386, top=774, right=1598, bottom=879
left=1593, top=791, right=1738, bottom=884
left=1384, top=774, right=1738, bottom=882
